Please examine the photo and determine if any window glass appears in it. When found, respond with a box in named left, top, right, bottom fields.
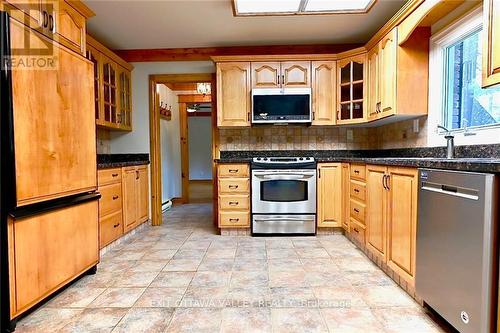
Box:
left=444, top=30, right=500, bottom=130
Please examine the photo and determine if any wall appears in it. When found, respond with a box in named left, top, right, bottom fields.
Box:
left=218, top=117, right=428, bottom=151
left=96, top=129, right=111, bottom=153
left=188, top=116, right=212, bottom=180
left=158, top=84, right=182, bottom=202
left=109, top=61, right=215, bottom=154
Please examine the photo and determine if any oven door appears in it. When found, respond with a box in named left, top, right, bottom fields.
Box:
left=252, top=169, right=316, bottom=214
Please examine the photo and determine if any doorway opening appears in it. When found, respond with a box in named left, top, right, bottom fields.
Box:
left=148, top=74, right=218, bottom=227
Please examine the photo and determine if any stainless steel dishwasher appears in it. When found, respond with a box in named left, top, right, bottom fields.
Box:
left=416, top=169, right=498, bottom=333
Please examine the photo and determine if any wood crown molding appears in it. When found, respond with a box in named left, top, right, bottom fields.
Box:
left=178, top=94, right=212, bottom=103
left=114, top=44, right=363, bottom=62
left=66, top=0, right=96, bottom=18
left=87, top=34, right=134, bottom=71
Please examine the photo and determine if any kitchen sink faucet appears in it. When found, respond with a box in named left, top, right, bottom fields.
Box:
left=437, top=125, right=455, bottom=159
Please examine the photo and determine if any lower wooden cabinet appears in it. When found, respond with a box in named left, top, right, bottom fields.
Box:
left=317, top=163, right=343, bottom=227
left=365, top=164, right=418, bottom=286
left=98, top=164, right=149, bottom=248
left=8, top=201, right=99, bottom=317
left=123, top=165, right=149, bottom=233
left=341, top=163, right=350, bottom=231
left=217, top=163, right=250, bottom=228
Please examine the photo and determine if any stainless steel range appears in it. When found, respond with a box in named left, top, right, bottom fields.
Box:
left=251, top=157, right=316, bottom=235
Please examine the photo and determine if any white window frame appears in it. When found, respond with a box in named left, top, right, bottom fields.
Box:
left=428, top=7, right=500, bottom=147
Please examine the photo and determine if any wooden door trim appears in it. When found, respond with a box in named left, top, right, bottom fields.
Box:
left=179, top=102, right=189, bottom=204
left=148, top=73, right=215, bottom=226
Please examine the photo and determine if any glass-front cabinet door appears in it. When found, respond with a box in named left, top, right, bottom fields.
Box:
left=119, top=70, right=132, bottom=130
left=337, top=54, right=366, bottom=124
left=102, top=59, right=118, bottom=126
left=86, top=46, right=102, bottom=123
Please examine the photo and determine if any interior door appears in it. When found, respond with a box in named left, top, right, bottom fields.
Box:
left=366, top=165, right=387, bottom=260
left=10, top=18, right=96, bottom=206
left=311, top=61, right=336, bottom=125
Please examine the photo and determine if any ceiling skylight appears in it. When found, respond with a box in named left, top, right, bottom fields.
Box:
left=234, top=0, right=376, bottom=16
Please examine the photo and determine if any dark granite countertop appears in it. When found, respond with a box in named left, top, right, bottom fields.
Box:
left=215, top=144, right=500, bottom=173
left=97, top=154, right=150, bottom=169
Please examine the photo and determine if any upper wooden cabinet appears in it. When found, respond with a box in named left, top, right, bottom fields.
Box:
left=367, top=27, right=430, bottom=121
left=317, top=163, right=343, bottom=228
left=311, top=61, right=337, bottom=125
left=337, top=54, right=367, bottom=125
left=482, top=0, right=500, bottom=87
left=54, top=0, right=87, bottom=55
left=216, top=62, right=251, bottom=127
left=251, top=61, right=311, bottom=88
left=87, top=35, right=133, bottom=131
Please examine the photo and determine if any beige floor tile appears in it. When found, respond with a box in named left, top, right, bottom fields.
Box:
left=173, top=249, right=207, bottom=259
left=266, top=248, right=298, bottom=259
left=74, top=271, right=118, bottom=288
left=127, top=260, right=168, bottom=272
left=166, top=308, right=222, bottom=333
left=59, top=308, right=128, bottom=333
left=162, top=258, right=202, bottom=272
left=300, top=258, right=340, bottom=273
left=205, top=248, right=236, bottom=258
left=16, top=308, right=83, bottom=332
left=150, top=272, right=195, bottom=288
left=271, top=308, right=328, bottom=333
left=221, top=307, right=272, bottom=333
left=230, top=270, right=269, bottom=288
left=232, top=258, right=268, bottom=271
left=312, top=286, right=368, bottom=308
left=88, top=288, right=145, bottom=308
left=46, top=286, right=106, bottom=308
left=357, top=285, right=419, bottom=308
left=111, top=307, right=174, bottom=333
left=292, top=239, right=322, bottom=248
left=295, top=247, right=331, bottom=259
left=320, top=307, right=386, bottom=333
left=190, top=271, right=231, bottom=288
left=269, top=270, right=307, bottom=288
left=266, top=239, right=294, bottom=249
left=267, top=258, right=303, bottom=271
left=235, top=247, right=266, bottom=259
left=227, top=286, right=271, bottom=307
left=134, top=287, right=186, bottom=307
left=180, top=286, right=229, bottom=307
left=98, top=260, right=138, bottom=273
left=112, top=271, right=159, bottom=287
left=372, top=306, right=445, bottom=333
left=198, top=258, right=235, bottom=271
left=270, top=287, right=316, bottom=307
left=304, top=271, right=349, bottom=287
left=145, top=249, right=177, bottom=260
left=113, top=250, right=146, bottom=261
left=337, top=257, right=379, bottom=272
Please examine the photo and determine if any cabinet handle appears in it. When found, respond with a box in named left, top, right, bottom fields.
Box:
left=247, top=112, right=250, bottom=122
left=229, top=218, right=239, bottom=222
left=136, top=170, right=139, bottom=180
left=353, top=208, right=359, bottom=213
left=112, top=173, right=119, bottom=177
left=113, top=223, right=120, bottom=228
left=382, top=175, right=387, bottom=190
left=282, top=75, right=285, bottom=85
left=312, top=111, right=315, bottom=120
left=353, top=227, right=359, bottom=233
left=228, top=185, right=239, bottom=189
left=354, top=189, right=359, bottom=193
left=277, top=75, right=280, bottom=85
left=385, top=175, right=390, bottom=190
left=112, top=195, right=119, bottom=200
left=229, top=201, right=239, bottom=206
left=228, top=169, right=238, bottom=173
left=354, top=170, right=360, bottom=174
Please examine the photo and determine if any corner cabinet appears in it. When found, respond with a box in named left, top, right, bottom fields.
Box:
left=216, top=62, right=251, bottom=127
left=312, top=61, right=337, bottom=125
left=87, top=35, right=133, bottom=131
left=483, top=0, right=500, bottom=87
left=337, top=54, right=367, bottom=125
left=317, top=163, right=343, bottom=227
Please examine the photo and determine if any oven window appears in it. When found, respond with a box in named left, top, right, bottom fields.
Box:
left=260, top=180, right=308, bottom=202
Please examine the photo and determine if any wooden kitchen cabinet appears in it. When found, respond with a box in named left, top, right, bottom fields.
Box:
left=386, top=167, right=418, bottom=286
left=337, top=54, right=367, bottom=125
left=317, top=163, right=343, bottom=228
left=367, top=27, right=429, bottom=121
left=123, top=165, right=149, bottom=233
left=365, top=164, right=418, bottom=286
left=366, top=164, right=387, bottom=261
left=54, top=0, right=87, bottom=55
left=312, top=61, right=337, bottom=125
left=97, top=168, right=123, bottom=248
left=251, top=62, right=280, bottom=88
left=216, top=62, right=251, bottom=127
left=217, top=163, right=250, bottom=228
left=348, top=163, right=367, bottom=246
left=251, top=61, right=311, bottom=88
left=341, top=163, right=350, bottom=231
left=483, top=0, right=500, bottom=87
left=87, top=35, right=133, bottom=131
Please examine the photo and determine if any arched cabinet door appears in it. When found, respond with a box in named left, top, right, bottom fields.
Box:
left=281, top=61, right=311, bottom=87
left=251, top=62, right=280, bottom=88
left=311, top=61, right=336, bottom=125
left=216, top=62, right=251, bottom=127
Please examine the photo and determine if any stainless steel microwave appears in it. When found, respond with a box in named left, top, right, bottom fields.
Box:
left=252, top=88, right=312, bottom=124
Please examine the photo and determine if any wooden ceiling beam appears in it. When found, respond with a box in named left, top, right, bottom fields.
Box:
left=114, top=44, right=363, bottom=62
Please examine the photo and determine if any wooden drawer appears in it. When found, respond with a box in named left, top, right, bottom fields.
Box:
left=98, top=168, right=122, bottom=186
left=218, top=164, right=249, bottom=178
left=99, top=183, right=122, bottom=216
left=56, top=0, right=86, bottom=55
left=99, top=211, right=123, bottom=248
left=350, top=164, right=366, bottom=180
left=219, top=178, right=249, bottom=194
left=350, top=180, right=366, bottom=202
left=219, top=195, right=249, bottom=211
left=350, top=199, right=365, bottom=224
left=219, top=211, right=250, bottom=227
left=350, top=219, right=366, bottom=246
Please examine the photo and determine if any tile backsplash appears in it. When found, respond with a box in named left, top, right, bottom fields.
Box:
left=219, top=117, right=428, bottom=151
left=96, top=129, right=111, bottom=154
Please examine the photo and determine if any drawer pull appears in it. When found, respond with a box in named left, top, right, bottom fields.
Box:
left=354, top=170, right=360, bottom=174
left=353, top=228, right=359, bottom=233
left=229, top=201, right=239, bottom=206
left=112, top=173, right=119, bottom=177
left=112, top=195, right=119, bottom=200
left=229, top=218, right=240, bottom=222
left=113, top=223, right=120, bottom=228
left=228, top=169, right=239, bottom=173
left=354, top=189, right=360, bottom=193
left=228, top=185, right=239, bottom=189
left=353, top=208, right=359, bottom=213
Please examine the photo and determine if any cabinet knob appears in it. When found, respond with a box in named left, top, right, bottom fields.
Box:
left=353, top=208, right=359, bottom=213
left=229, top=201, right=239, bottom=206
left=228, top=169, right=238, bottom=173
left=113, top=223, right=120, bottom=228
left=112, top=173, right=119, bottom=177
left=112, top=195, right=119, bottom=200
left=228, top=185, right=239, bottom=189
left=229, top=218, right=239, bottom=222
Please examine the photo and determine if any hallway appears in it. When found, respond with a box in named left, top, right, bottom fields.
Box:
left=16, top=203, right=448, bottom=332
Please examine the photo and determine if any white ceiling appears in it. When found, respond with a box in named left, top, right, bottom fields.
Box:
left=86, top=0, right=408, bottom=50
